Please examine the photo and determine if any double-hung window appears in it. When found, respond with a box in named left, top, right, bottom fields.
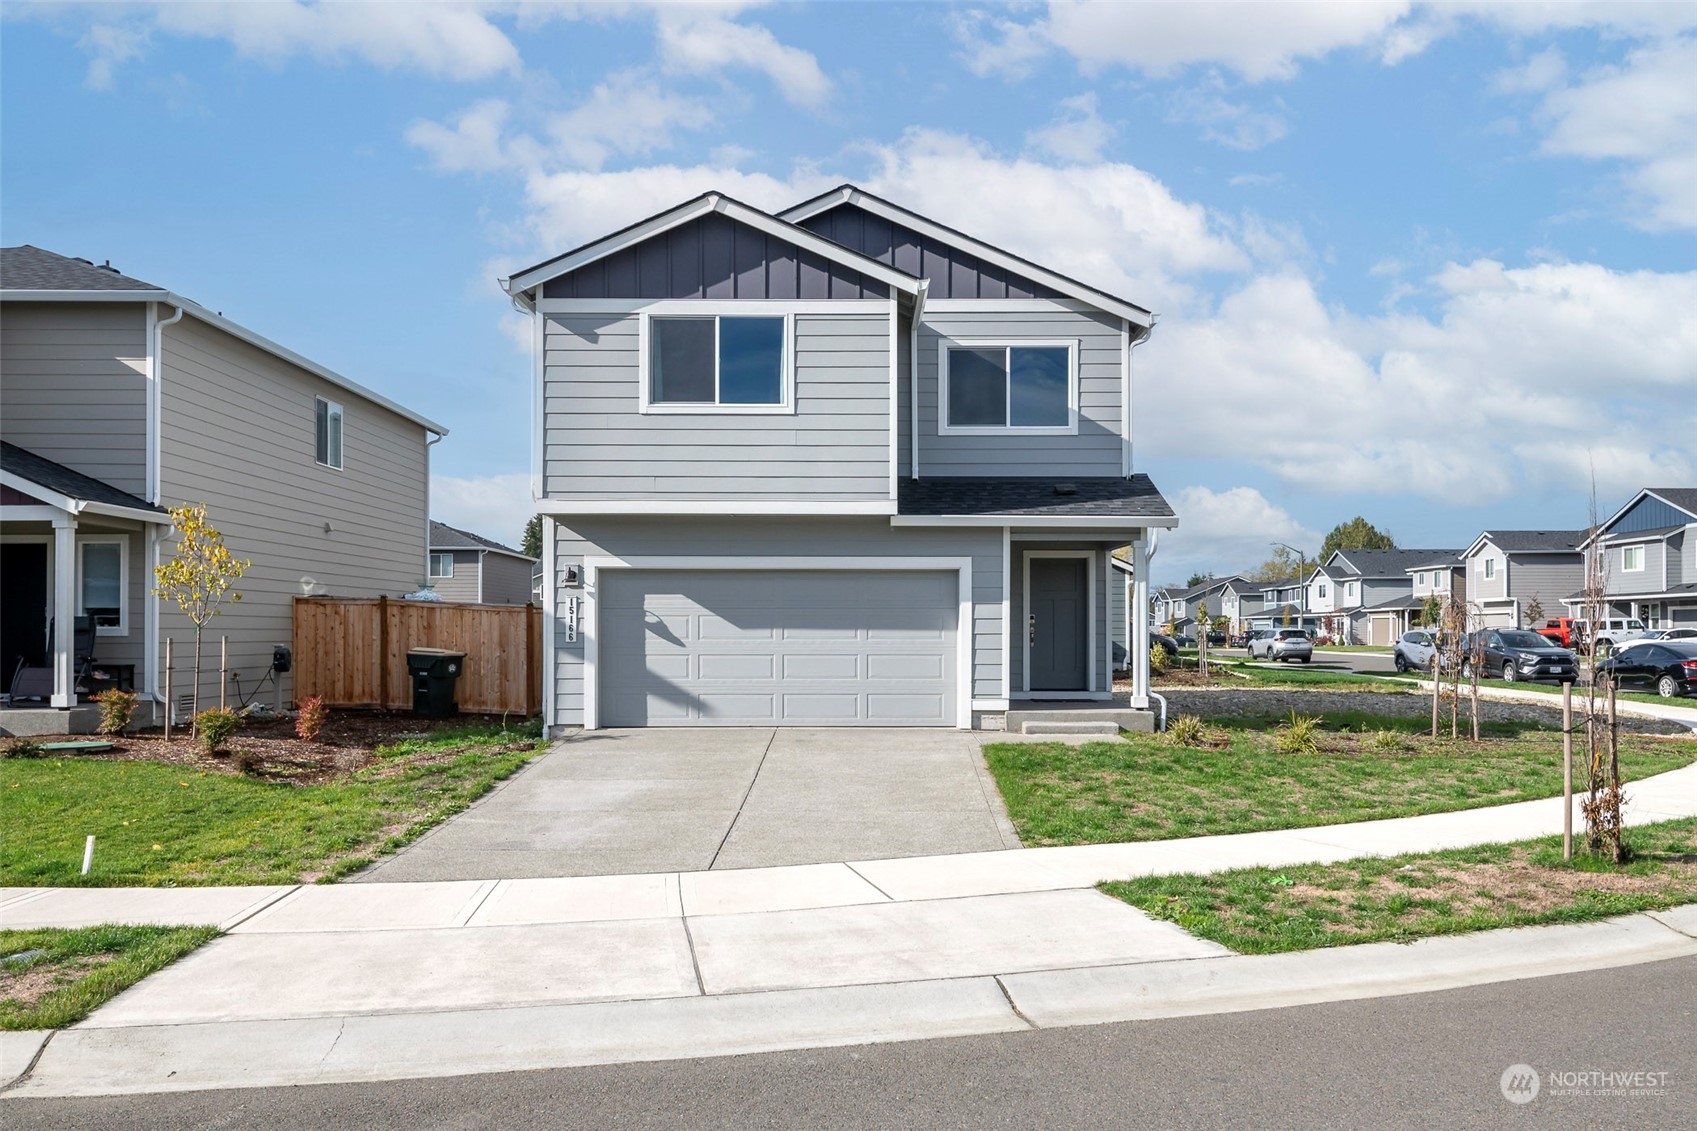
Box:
left=429, top=553, right=454, bottom=579
left=1622, top=545, right=1644, bottom=572
left=644, top=314, right=790, bottom=412
left=79, top=539, right=126, bottom=634
left=1483, top=558, right=1497, bottom=580
left=939, top=340, right=1076, bottom=434
left=316, top=397, right=344, bottom=469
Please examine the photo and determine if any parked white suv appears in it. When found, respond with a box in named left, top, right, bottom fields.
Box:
left=1589, top=617, right=1649, bottom=654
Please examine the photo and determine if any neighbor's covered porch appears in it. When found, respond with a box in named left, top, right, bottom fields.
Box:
left=0, top=442, right=170, bottom=725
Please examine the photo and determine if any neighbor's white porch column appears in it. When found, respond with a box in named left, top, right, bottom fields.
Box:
left=1130, top=534, right=1150, bottom=710
left=51, top=513, right=77, bottom=708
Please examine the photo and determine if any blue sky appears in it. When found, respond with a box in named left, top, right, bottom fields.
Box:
left=4, top=2, right=1693, bottom=582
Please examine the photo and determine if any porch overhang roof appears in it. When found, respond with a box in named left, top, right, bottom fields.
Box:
left=892, top=476, right=1177, bottom=528
left=0, top=442, right=172, bottom=525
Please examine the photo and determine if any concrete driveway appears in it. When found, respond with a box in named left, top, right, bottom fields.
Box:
left=354, top=728, right=1021, bottom=881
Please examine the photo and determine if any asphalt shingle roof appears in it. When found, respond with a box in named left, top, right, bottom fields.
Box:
left=0, top=442, right=167, bottom=514
left=897, top=475, right=1175, bottom=519
left=1327, top=548, right=1462, bottom=578
left=429, top=520, right=532, bottom=559
left=1, top=245, right=163, bottom=292
left=1478, top=530, right=1586, bottom=553
left=1649, top=488, right=1697, bottom=517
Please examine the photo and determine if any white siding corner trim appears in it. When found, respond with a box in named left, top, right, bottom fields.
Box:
left=578, top=555, right=974, bottom=732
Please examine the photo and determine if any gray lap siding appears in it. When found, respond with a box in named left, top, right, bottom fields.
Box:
left=547, top=517, right=1003, bottom=729
left=541, top=310, right=892, bottom=501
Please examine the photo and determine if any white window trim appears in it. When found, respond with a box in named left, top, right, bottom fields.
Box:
left=1622, top=544, right=1645, bottom=572
left=429, top=552, right=455, bottom=579
left=1483, top=558, right=1497, bottom=580
left=77, top=535, right=128, bottom=637
left=637, top=306, right=796, bottom=416
left=1021, top=549, right=1098, bottom=697
left=578, top=556, right=974, bottom=731
left=936, top=338, right=1079, bottom=437
left=316, top=396, right=344, bottom=471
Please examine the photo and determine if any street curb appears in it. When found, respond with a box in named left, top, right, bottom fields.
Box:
left=6, top=908, right=1693, bottom=1099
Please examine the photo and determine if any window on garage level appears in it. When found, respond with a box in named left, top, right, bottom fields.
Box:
left=648, top=315, right=787, bottom=409
left=941, top=341, right=1076, bottom=433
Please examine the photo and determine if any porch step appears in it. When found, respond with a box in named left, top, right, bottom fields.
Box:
left=1006, top=708, right=1155, bottom=734
left=0, top=704, right=100, bottom=738
left=1020, top=720, right=1122, bottom=736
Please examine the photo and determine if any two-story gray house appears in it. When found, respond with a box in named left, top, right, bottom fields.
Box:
left=1462, top=529, right=1586, bottom=628
left=503, top=187, right=1177, bottom=731
left=1571, top=488, right=1697, bottom=628
left=1, top=246, right=445, bottom=728
left=428, top=521, right=538, bottom=605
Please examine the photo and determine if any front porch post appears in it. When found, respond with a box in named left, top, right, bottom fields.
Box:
left=1130, top=535, right=1150, bottom=710
left=51, top=513, right=77, bottom=708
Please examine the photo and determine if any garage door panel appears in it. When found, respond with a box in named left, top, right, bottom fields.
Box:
left=599, top=570, right=956, bottom=726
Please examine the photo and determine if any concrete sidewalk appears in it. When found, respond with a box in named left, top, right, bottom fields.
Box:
left=5, top=761, right=1696, bottom=1099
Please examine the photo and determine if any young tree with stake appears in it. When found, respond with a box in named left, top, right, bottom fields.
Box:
left=153, top=503, right=249, bottom=732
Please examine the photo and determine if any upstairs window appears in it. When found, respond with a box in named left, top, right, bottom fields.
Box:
left=645, top=314, right=788, bottom=411
left=1622, top=544, right=1645, bottom=572
left=316, top=397, right=344, bottom=469
left=1483, top=558, right=1497, bottom=580
left=940, top=341, right=1076, bottom=434
left=1317, top=582, right=1328, bottom=599
left=429, top=553, right=454, bottom=579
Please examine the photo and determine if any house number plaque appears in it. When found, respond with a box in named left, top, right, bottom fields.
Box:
left=564, top=596, right=578, bottom=643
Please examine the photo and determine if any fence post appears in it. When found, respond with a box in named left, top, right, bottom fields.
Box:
left=526, top=602, right=539, bottom=718
left=378, top=595, right=390, bottom=710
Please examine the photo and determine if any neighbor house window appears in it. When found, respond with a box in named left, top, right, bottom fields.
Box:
left=429, top=553, right=454, bottom=579
left=646, top=315, right=788, bottom=409
left=1417, top=572, right=1427, bottom=588
left=1483, top=559, right=1497, bottom=580
left=316, top=397, right=344, bottom=469
left=1347, top=582, right=1356, bottom=599
left=1622, top=545, right=1645, bottom=572
left=940, top=341, right=1076, bottom=433
left=79, top=539, right=125, bottom=634
left=1318, top=583, right=1328, bottom=599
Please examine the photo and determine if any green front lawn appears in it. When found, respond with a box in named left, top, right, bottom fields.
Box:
left=1, top=723, right=545, bottom=887
left=1, top=924, right=219, bottom=1029
left=1103, top=818, right=1697, bottom=954
left=983, top=718, right=1694, bottom=846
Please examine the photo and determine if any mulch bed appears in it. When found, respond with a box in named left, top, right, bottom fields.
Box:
left=7, top=711, right=528, bottom=786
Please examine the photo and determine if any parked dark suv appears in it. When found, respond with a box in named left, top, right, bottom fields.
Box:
left=1459, top=629, right=1578, bottom=684
left=1598, top=640, right=1697, bottom=698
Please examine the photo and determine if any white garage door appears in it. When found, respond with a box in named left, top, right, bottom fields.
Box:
left=599, top=570, right=958, bottom=726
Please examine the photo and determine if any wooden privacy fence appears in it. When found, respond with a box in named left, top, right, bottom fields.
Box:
left=292, top=596, right=542, bottom=716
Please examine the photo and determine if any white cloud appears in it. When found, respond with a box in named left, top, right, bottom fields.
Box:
left=546, top=71, right=715, bottom=169
left=1025, top=93, right=1115, bottom=162
left=1167, top=79, right=1289, bottom=150
left=1534, top=36, right=1697, bottom=230
left=654, top=6, right=831, bottom=107
left=407, top=99, right=527, bottom=173
left=78, top=21, right=150, bottom=90
left=1495, top=46, right=1566, bottom=94
left=431, top=472, right=533, bottom=551
left=1156, top=486, right=1321, bottom=581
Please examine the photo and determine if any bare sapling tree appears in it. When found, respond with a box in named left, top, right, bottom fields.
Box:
left=153, top=503, right=250, bottom=732
left=1467, top=601, right=1483, bottom=742
left=1197, top=599, right=1209, bottom=677
left=1578, top=494, right=1625, bottom=861
left=1438, top=594, right=1469, bottom=739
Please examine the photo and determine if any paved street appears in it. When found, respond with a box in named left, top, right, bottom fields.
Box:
left=353, top=728, right=1019, bottom=880
left=8, top=955, right=1692, bottom=1130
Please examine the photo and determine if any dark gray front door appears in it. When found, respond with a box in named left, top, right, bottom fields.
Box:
left=1029, top=557, right=1088, bottom=691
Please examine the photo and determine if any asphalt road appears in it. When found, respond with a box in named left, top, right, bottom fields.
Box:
left=1219, top=646, right=1399, bottom=674
left=10, top=956, right=1694, bottom=1130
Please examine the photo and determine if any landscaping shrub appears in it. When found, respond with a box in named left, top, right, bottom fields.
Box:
left=1167, top=713, right=1209, bottom=747
left=295, top=695, right=328, bottom=742
left=1368, top=729, right=1407, bottom=753
left=3, top=738, right=47, bottom=760
left=194, top=708, right=240, bottom=755
left=93, top=689, right=139, bottom=736
left=1274, top=711, right=1323, bottom=756
left=1149, top=645, right=1171, bottom=675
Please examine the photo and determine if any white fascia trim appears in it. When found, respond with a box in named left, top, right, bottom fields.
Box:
left=777, top=190, right=1152, bottom=328
left=532, top=300, right=544, bottom=500
left=536, top=298, right=889, bottom=314
left=0, top=473, right=167, bottom=525
left=538, top=499, right=898, bottom=516
left=579, top=555, right=975, bottom=731
left=893, top=515, right=1178, bottom=529
left=935, top=338, right=1079, bottom=437
left=4, top=290, right=448, bottom=435
left=507, top=195, right=922, bottom=298
left=909, top=280, right=927, bottom=481
left=1109, top=555, right=1134, bottom=575
left=0, top=471, right=75, bottom=512
left=924, top=298, right=1115, bottom=314
left=80, top=502, right=173, bottom=525
left=0, top=505, right=64, bottom=523
left=541, top=519, right=555, bottom=726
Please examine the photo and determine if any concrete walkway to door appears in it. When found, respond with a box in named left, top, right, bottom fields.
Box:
left=352, top=728, right=1022, bottom=882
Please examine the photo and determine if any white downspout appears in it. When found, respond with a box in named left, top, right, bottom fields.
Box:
left=909, top=280, right=927, bottom=480
left=146, top=305, right=183, bottom=721
left=1124, top=318, right=1154, bottom=477
left=424, top=431, right=444, bottom=586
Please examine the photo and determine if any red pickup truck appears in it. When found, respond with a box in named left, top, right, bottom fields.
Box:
left=1536, top=618, right=1584, bottom=650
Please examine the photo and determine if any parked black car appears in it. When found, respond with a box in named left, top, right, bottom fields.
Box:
left=1459, top=630, right=1578, bottom=684
left=1598, top=640, right=1697, bottom=698
left=1151, top=633, right=1180, bottom=660
left=1205, top=629, right=1228, bottom=647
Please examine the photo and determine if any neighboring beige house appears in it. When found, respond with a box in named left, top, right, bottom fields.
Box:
left=428, top=520, right=538, bottom=605
left=1, top=245, right=446, bottom=728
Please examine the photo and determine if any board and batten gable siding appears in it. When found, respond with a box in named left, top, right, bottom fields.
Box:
left=0, top=301, right=148, bottom=496
left=797, top=203, right=1062, bottom=301
left=918, top=307, right=1123, bottom=477
left=157, top=315, right=430, bottom=705
left=540, top=213, right=891, bottom=301
left=1611, top=495, right=1695, bottom=536
left=430, top=552, right=482, bottom=603
left=541, top=310, right=891, bottom=501
left=547, top=516, right=1004, bottom=728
